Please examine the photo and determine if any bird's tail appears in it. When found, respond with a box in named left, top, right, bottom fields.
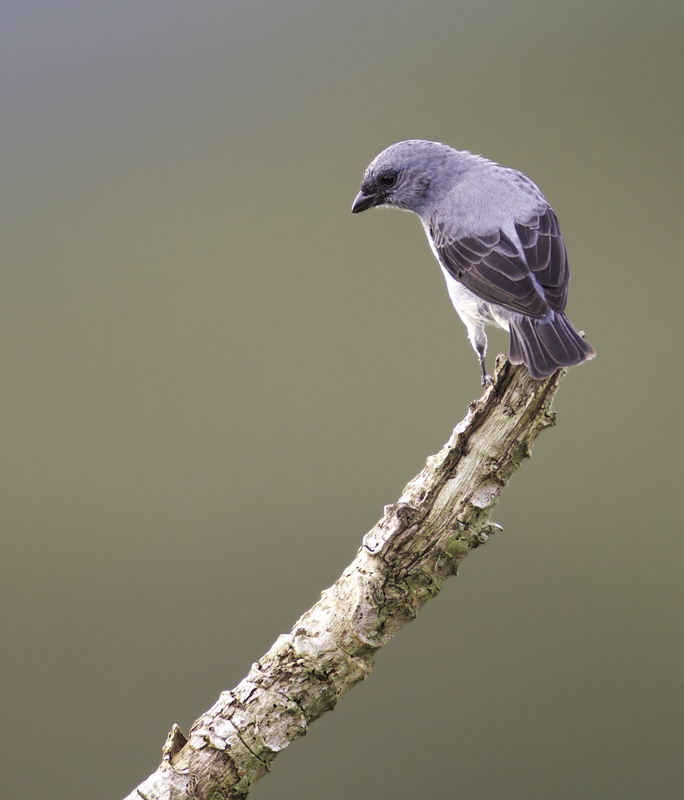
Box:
left=509, top=312, right=595, bottom=380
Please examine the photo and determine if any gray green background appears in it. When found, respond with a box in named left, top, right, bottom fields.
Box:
left=2, top=1, right=683, bottom=798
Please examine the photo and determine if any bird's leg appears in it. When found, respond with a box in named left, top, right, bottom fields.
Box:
left=471, top=328, right=494, bottom=388
left=479, top=355, right=494, bottom=388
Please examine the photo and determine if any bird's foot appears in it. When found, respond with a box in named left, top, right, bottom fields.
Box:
left=478, top=356, right=494, bottom=389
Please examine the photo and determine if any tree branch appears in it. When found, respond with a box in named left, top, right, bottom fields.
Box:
left=123, top=356, right=564, bottom=800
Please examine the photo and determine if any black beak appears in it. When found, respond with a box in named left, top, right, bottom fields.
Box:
left=351, top=190, right=382, bottom=214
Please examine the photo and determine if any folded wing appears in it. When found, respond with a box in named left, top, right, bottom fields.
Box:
left=431, top=207, right=569, bottom=318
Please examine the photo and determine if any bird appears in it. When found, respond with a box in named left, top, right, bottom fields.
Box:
left=351, top=139, right=595, bottom=386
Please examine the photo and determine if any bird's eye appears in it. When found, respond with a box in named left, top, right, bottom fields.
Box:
left=379, top=171, right=397, bottom=187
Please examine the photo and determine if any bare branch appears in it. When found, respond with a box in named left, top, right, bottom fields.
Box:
left=123, top=356, right=564, bottom=800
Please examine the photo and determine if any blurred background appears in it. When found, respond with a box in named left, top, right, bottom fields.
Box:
left=1, top=1, right=683, bottom=798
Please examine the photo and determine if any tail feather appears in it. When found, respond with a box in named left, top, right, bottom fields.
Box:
left=509, top=313, right=595, bottom=380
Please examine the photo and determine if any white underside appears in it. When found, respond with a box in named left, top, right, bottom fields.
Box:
left=439, top=267, right=512, bottom=333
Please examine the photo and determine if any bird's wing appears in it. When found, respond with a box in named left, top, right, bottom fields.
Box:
left=431, top=208, right=569, bottom=318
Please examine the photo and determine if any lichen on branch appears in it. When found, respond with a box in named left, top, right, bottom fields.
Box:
left=124, top=356, right=564, bottom=800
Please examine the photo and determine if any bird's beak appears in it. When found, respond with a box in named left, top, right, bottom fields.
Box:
left=351, top=190, right=382, bottom=214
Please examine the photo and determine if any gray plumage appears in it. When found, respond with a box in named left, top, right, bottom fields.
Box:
left=351, top=139, right=595, bottom=385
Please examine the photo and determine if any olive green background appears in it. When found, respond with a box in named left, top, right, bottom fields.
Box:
left=2, top=2, right=682, bottom=798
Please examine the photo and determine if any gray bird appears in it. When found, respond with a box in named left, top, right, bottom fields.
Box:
left=351, top=140, right=595, bottom=385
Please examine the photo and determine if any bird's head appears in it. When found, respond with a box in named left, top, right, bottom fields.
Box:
left=351, top=140, right=468, bottom=218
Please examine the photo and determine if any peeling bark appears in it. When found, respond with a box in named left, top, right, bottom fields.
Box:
left=123, top=357, right=564, bottom=800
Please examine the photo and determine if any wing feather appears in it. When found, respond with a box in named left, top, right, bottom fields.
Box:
left=433, top=208, right=569, bottom=317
